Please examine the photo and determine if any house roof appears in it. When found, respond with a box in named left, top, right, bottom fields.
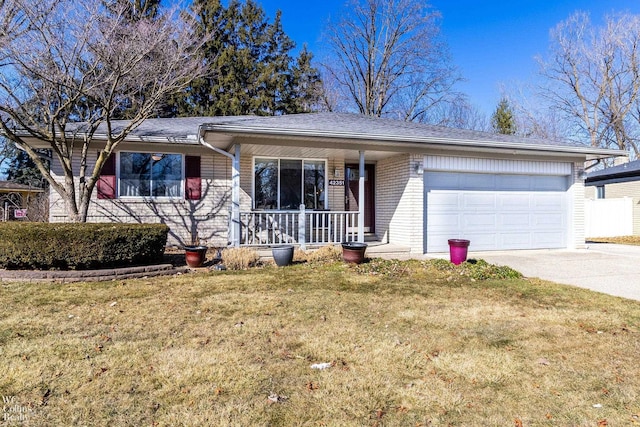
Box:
left=586, top=159, right=640, bottom=183
left=31, top=112, right=625, bottom=160
left=0, top=181, right=44, bottom=193
left=197, top=113, right=624, bottom=160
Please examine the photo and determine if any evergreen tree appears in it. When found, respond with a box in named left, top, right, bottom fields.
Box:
left=491, top=97, right=517, bottom=135
left=169, top=0, right=321, bottom=117
left=288, top=45, right=323, bottom=113
left=3, top=141, right=48, bottom=188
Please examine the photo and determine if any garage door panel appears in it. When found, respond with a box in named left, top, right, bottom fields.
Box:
left=463, top=193, right=497, bottom=210
left=532, top=232, right=565, bottom=245
left=500, top=233, right=532, bottom=247
left=425, top=172, right=568, bottom=252
left=428, top=213, right=460, bottom=227
left=461, top=213, right=497, bottom=227
left=498, top=194, right=532, bottom=210
left=498, top=213, right=531, bottom=228
left=532, top=213, right=565, bottom=227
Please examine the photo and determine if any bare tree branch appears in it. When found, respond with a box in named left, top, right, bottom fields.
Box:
left=0, top=0, right=209, bottom=221
left=538, top=11, right=640, bottom=156
left=321, top=0, right=462, bottom=122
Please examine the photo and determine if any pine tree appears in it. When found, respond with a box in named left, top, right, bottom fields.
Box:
left=169, top=0, right=322, bottom=117
left=287, top=45, right=323, bottom=113
left=491, top=97, right=517, bottom=135
left=3, top=141, right=48, bottom=188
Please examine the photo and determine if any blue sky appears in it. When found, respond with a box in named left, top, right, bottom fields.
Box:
left=257, top=0, right=640, bottom=115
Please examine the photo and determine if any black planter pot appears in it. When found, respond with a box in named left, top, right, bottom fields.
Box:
left=272, top=245, right=294, bottom=267
left=341, top=242, right=367, bottom=264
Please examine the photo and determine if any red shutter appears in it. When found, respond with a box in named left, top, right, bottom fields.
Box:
left=185, top=155, right=201, bottom=200
left=97, top=153, right=116, bottom=199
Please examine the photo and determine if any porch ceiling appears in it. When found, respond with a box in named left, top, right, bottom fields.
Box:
left=236, top=142, right=393, bottom=162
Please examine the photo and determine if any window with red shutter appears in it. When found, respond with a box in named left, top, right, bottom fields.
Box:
left=185, top=155, right=201, bottom=200
left=97, top=152, right=116, bottom=199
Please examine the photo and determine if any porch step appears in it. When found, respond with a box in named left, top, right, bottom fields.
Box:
left=364, top=233, right=378, bottom=242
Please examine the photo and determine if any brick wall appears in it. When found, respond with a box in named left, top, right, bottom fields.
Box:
left=50, top=149, right=235, bottom=247
left=376, top=154, right=424, bottom=253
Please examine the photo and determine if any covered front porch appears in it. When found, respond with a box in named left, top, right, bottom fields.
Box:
left=196, top=115, right=427, bottom=254
left=199, top=132, right=375, bottom=249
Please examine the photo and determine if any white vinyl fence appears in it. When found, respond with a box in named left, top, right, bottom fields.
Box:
left=585, top=197, right=633, bottom=237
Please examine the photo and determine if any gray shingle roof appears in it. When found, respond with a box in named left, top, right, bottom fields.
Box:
left=586, top=159, right=640, bottom=182
left=75, top=112, right=622, bottom=158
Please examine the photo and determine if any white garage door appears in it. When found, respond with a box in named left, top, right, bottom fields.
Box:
left=425, top=172, right=569, bottom=252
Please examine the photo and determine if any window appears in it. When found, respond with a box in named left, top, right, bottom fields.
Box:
left=254, top=158, right=326, bottom=210
left=119, top=152, right=183, bottom=198
left=596, top=185, right=605, bottom=199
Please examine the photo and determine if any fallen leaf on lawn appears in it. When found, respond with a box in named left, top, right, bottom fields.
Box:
left=514, top=418, right=524, bottom=427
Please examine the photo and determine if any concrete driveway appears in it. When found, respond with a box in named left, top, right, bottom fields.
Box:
left=470, top=243, right=640, bottom=302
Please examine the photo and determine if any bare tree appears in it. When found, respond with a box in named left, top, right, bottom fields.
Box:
left=322, top=0, right=462, bottom=122
left=0, top=0, right=208, bottom=221
left=428, top=97, right=489, bottom=131
left=538, top=12, right=640, bottom=156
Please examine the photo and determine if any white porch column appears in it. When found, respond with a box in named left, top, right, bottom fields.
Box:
left=231, top=144, right=241, bottom=247
left=358, top=150, right=365, bottom=243
left=298, top=204, right=307, bottom=250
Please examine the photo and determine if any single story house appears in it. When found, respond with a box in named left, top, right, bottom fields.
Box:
left=585, top=159, right=640, bottom=236
left=41, top=112, right=623, bottom=253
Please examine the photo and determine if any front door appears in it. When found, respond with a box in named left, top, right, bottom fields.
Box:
left=345, top=164, right=375, bottom=233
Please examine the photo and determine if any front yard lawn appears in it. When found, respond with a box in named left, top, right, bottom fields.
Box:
left=1, top=259, right=639, bottom=426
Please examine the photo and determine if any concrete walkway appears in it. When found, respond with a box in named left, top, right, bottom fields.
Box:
left=463, top=243, right=640, bottom=302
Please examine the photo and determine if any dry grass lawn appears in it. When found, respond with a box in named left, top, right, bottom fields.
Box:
left=588, top=236, right=640, bottom=246
left=1, top=258, right=640, bottom=426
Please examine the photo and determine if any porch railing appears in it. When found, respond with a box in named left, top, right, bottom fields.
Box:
left=235, top=205, right=360, bottom=248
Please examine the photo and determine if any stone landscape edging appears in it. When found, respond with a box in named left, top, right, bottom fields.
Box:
left=0, top=264, right=190, bottom=283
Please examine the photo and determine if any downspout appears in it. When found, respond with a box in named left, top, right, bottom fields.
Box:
left=197, top=125, right=241, bottom=247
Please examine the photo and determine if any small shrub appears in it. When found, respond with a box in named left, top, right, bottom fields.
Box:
left=306, top=245, right=342, bottom=264
left=221, top=247, right=259, bottom=270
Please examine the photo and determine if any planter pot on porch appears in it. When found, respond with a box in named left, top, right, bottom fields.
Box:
left=184, top=245, right=208, bottom=268
left=342, top=242, right=368, bottom=264
left=272, top=245, right=295, bottom=267
left=448, top=239, right=470, bottom=265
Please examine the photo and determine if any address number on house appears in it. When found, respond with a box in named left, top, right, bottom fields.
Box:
left=329, top=180, right=345, bottom=186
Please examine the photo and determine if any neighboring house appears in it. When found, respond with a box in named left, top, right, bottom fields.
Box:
left=585, top=160, right=640, bottom=236
left=0, top=181, right=45, bottom=221
left=32, top=113, right=622, bottom=253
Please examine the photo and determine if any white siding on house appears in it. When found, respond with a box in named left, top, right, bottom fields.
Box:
left=424, top=156, right=572, bottom=175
